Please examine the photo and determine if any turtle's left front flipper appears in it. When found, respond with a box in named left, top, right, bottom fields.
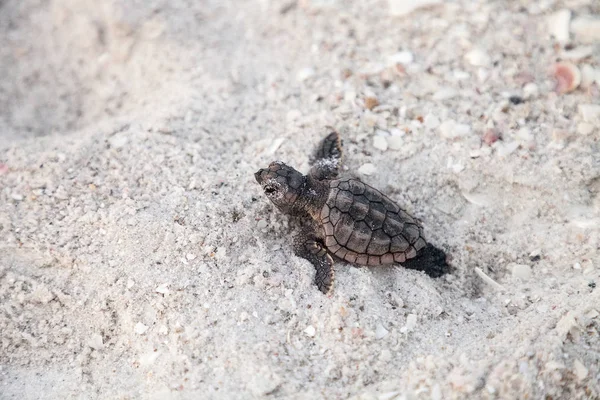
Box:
left=309, top=130, right=343, bottom=181
left=294, top=229, right=335, bottom=294
left=401, top=243, right=450, bottom=278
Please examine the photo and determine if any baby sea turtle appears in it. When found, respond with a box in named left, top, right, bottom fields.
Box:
left=255, top=131, right=449, bottom=294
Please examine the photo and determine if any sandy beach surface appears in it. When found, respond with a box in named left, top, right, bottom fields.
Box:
left=1, top=0, right=599, bottom=398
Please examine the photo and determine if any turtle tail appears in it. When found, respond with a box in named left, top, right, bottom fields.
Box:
left=401, top=243, right=450, bottom=278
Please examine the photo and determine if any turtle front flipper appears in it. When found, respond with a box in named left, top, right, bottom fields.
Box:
left=309, top=130, right=343, bottom=181
left=294, top=230, right=335, bottom=294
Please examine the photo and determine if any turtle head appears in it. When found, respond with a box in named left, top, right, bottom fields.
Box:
left=254, top=161, right=306, bottom=214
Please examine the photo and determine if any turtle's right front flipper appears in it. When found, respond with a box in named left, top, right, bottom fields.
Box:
left=294, top=229, right=334, bottom=294
left=309, top=130, right=343, bottom=181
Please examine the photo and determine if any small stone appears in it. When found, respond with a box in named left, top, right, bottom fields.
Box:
left=379, top=349, right=392, bottom=362
left=465, top=49, right=491, bottom=67
left=439, top=120, right=471, bottom=139
left=523, top=83, right=539, bottom=99
left=108, top=134, right=128, bottom=149
left=424, top=114, right=440, bottom=129
left=405, top=314, right=417, bottom=332
left=358, top=163, right=376, bottom=175
left=556, top=311, right=579, bottom=341
left=387, top=136, right=404, bottom=150
left=406, top=314, right=417, bottom=332
left=134, top=322, right=149, bottom=335
left=579, top=104, right=600, bottom=125
left=508, top=96, right=524, bottom=105
left=573, top=359, right=588, bottom=382
left=257, top=219, right=268, bottom=229
left=375, top=323, right=389, bottom=339
left=304, top=325, right=316, bottom=337
left=511, top=263, right=532, bottom=280
left=11, top=193, right=23, bottom=201
left=580, top=65, right=600, bottom=88
left=482, top=128, right=500, bottom=145
left=388, top=51, right=414, bottom=65
left=30, top=285, right=54, bottom=304
left=373, top=136, right=388, bottom=151
left=126, top=279, right=135, bottom=289
left=571, top=16, right=600, bottom=44
left=547, top=9, right=571, bottom=43
left=516, top=127, right=534, bottom=146
left=364, top=96, right=379, bottom=110
left=496, top=141, right=519, bottom=157
left=296, top=67, right=315, bottom=82
left=433, top=88, right=458, bottom=101
left=388, top=0, right=442, bottom=17
left=88, top=334, right=104, bottom=350
left=155, top=283, right=170, bottom=294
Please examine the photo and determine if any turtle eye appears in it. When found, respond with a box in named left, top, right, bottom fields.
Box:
left=264, top=186, right=276, bottom=195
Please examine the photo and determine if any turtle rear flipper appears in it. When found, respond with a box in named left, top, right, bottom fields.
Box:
left=309, top=130, right=343, bottom=180
left=401, top=243, right=450, bottom=278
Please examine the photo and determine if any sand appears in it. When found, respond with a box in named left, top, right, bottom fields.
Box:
left=1, top=0, right=599, bottom=399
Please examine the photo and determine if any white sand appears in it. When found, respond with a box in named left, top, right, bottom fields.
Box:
left=1, top=0, right=599, bottom=398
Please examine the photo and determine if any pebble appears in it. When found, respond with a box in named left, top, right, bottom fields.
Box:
left=510, top=263, right=532, bottom=280
left=387, top=136, right=404, bottom=150
left=364, top=96, right=379, bottom=110
left=257, top=219, right=268, bottom=229
left=523, top=83, right=539, bottom=99
left=134, top=322, right=149, bottom=335
left=580, top=65, right=600, bottom=88
left=375, top=323, right=389, bottom=339
left=578, top=104, right=600, bottom=125
left=155, top=283, right=170, bottom=294
left=11, top=193, right=23, bottom=201
left=547, top=9, right=571, bottom=43
left=573, top=359, right=589, bottom=382
left=88, top=334, right=104, bottom=351
left=304, top=325, right=316, bottom=337
left=433, top=88, right=458, bottom=101
left=388, top=0, right=442, bottom=17
left=555, top=311, right=579, bottom=341
left=465, top=49, right=491, bottom=67
left=482, top=128, right=500, bottom=145
left=577, top=122, right=595, bottom=136
left=358, top=163, right=376, bottom=175
left=126, top=279, right=135, bottom=289
left=516, top=127, right=534, bottom=146
left=296, top=67, right=315, bottom=82
left=405, top=314, right=417, bottom=332
left=496, top=141, right=519, bottom=157
left=388, top=51, right=414, bottom=65
left=439, top=120, right=471, bottom=139
left=571, top=16, right=600, bottom=44
left=424, top=114, right=440, bottom=129
left=373, top=136, right=388, bottom=151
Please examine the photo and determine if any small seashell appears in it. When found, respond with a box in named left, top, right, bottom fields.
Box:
left=482, top=128, right=500, bottom=145
left=552, top=62, right=581, bottom=94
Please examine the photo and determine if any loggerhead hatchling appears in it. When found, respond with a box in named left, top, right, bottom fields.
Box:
left=255, top=131, right=449, bottom=294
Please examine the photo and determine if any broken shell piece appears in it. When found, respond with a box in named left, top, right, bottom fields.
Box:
left=482, top=128, right=500, bottom=146
left=552, top=62, right=581, bottom=94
